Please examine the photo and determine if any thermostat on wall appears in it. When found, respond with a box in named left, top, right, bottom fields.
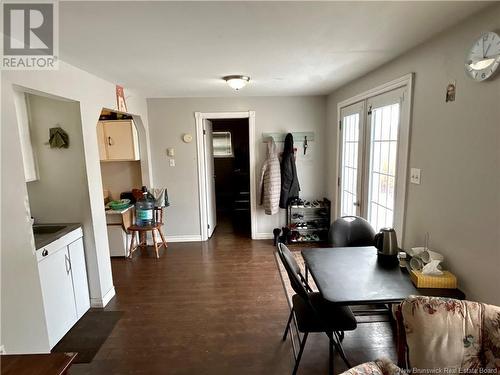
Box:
left=182, top=134, right=193, bottom=143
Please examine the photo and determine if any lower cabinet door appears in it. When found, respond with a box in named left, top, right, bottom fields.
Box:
left=68, top=238, right=91, bottom=319
left=38, top=247, right=77, bottom=348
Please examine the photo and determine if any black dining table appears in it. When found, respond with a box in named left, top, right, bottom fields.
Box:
left=301, top=246, right=465, bottom=305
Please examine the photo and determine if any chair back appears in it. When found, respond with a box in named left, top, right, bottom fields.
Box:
left=277, top=243, right=309, bottom=300
left=397, top=296, right=500, bottom=370
left=328, top=216, right=375, bottom=247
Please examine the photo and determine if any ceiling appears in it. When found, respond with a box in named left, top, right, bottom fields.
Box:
left=59, top=1, right=489, bottom=97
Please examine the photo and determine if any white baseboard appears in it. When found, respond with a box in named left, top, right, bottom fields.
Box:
left=253, top=233, right=274, bottom=240
left=91, top=286, right=116, bottom=308
left=165, top=235, right=202, bottom=242
left=143, top=234, right=202, bottom=245
left=145, top=233, right=272, bottom=242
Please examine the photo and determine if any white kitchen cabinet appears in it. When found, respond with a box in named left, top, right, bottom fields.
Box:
left=37, top=227, right=90, bottom=348
left=97, top=120, right=140, bottom=161
left=107, top=224, right=131, bottom=257
left=68, top=238, right=91, bottom=319
left=38, top=246, right=77, bottom=348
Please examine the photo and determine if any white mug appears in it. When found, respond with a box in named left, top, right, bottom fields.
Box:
left=410, top=257, right=424, bottom=271
left=421, top=250, right=444, bottom=264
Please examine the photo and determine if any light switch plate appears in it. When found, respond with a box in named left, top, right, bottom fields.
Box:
left=169, top=159, right=175, bottom=167
left=410, top=168, right=421, bottom=184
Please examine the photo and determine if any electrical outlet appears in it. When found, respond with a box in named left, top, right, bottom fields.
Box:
left=410, top=168, right=421, bottom=184
left=169, top=158, right=175, bottom=167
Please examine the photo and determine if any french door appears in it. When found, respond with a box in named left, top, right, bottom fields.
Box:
left=338, top=86, right=409, bottom=237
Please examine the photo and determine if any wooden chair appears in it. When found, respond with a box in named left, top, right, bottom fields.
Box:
left=128, top=208, right=168, bottom=258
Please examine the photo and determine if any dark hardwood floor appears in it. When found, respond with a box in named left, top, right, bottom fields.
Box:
left=69, top=231, right=396, bottom=375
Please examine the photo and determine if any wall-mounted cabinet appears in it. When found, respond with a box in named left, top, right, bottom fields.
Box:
left=97, top=120, right=140, bottom=161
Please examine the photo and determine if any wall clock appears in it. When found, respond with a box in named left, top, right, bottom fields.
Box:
left=465, top=31, right=500, bottom=81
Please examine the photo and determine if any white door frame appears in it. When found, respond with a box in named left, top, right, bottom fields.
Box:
left=195, top=111, right=256, bottom=241
left=335, top=73, right=414, bottom=242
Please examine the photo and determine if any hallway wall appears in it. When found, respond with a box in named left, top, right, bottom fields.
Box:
left=147, top=96, right=327, bottom=240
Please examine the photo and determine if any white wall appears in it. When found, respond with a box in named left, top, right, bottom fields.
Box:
left=326, top=5, right=500, bottom=305
left=1, top=61, right=151, bottom=353
left=147, top=96, right=327, bottom=240
left=26, top=94, right=90, bottom=224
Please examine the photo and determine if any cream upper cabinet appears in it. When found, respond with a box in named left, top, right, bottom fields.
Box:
left=97, top=120, right=140, bottom=161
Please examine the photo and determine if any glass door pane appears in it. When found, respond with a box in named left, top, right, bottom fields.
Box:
left=339, top=102, right=364, bottom=217
left=365, top=90, right=403, bottom=231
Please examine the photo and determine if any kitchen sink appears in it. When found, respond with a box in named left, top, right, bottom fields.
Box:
left=33, top=225, right=67, bottom=235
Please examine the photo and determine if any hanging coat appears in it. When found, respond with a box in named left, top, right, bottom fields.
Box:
left=279, top=133, right=300, bottom=208
left=259, top=139, right=281, bottom=215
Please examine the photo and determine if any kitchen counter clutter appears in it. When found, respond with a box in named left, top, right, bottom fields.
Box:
left=35, top=223, right=90, bottom=349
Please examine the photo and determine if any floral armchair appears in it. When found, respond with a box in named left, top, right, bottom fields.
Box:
left=340, top=296, right=500, bottom=375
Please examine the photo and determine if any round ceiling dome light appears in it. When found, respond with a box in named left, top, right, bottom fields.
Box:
left=223, top=75, right=250, bottom=90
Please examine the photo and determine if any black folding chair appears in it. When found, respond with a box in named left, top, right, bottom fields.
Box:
left=277, top=243, right=357, bottom=375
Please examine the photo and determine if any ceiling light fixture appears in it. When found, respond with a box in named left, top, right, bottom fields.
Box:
left=223, top=75, right=250, bottom=90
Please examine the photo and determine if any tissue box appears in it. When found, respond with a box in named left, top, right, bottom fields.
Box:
left=410, top=270, right=457, bottom=289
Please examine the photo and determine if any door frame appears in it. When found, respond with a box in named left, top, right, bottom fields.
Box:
left=338, top=101, right=366, bottom=218
left=195, top=111, right=256, bottom=241
left=335, top=73, right=414, bottom=242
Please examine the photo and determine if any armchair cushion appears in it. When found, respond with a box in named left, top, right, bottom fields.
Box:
left=400, top=296, right=500, bottom=370
left=340, top=358, right=402, bottom=375
left=482, top=303, right=500, bottom=369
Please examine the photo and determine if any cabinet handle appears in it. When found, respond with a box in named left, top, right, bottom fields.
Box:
left=108, top=136, right=113, bottom=146
left=64, top=254, right=71, bottom=274
left=42, top=249, right=48, bottom=257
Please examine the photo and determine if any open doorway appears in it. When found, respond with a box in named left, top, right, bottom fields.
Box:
left=195, top=111, right=256, bottom=241
left=97, top=109, right=142, bottom=257
left=212, top=119, right=250, bottom=236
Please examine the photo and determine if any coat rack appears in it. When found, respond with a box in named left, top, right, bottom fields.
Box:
left=261, top=132, right=315, bottom=143
left=262, top=132, right=315, bottom=155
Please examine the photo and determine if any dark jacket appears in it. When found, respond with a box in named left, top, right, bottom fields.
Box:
left=279, top=133, right=300, bottom=208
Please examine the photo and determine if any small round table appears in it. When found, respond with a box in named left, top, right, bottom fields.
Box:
left=127, top=222, right=168, bottom=259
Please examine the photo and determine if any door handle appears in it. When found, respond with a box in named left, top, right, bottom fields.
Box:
left=353, top=201, right=360, bottom=207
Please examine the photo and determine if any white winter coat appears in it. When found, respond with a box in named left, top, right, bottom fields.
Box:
left=259, top=139, right=281, bottom=215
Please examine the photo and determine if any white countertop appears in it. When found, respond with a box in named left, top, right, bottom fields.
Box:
left=105, top=205, right=134, bottom=215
